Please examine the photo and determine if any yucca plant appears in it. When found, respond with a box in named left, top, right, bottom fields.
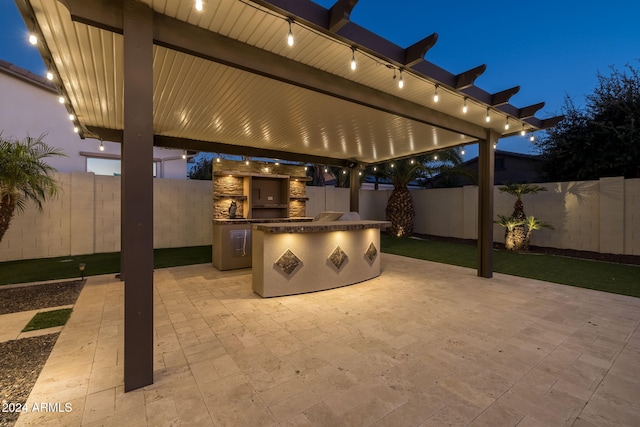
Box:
left=0, top=133, right=64, bottom=243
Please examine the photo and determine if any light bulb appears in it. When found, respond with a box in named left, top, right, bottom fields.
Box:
left=69, top=114, right=74, bottom=121
left=505, top=117, right=510, bottom=130
left=58, top=96, right=65, bottom=104
left=390, top=163, right=395, bottom=168
left=28, top=34, right=37, bottom=45
left=373, top=166, right=377, bottom=171
left=324, top=167, right=328, bottom=173
left=485, top=108, right=491, bottom=123
left=530, top=135, right=535, bottom=142
left=99, top=142, right=105, bottom=152
left=398, top=70, right=404, bottom=89
left=287, top=21, right=294, bottom=47
left=461, top=148, right=465, bottom=155
left=46, top=71, right=53, bottom=80
left=195, top=0, right=203, bottom=11
left=358, top=172, right=362, bottom=176
left=216, top=157, right=220, bottom=162
left=342, top=170, right=346, bottom=174
left=182, top=150, right=187, bottom=159
left=521, top=125, right=526, bottom=136
left=493, top=143, right=497, bottom=149
left=350, top=48, right=356, bottom=71
left=73, top=126, right=79, bottom=133
left=245, top=160, right=250, bottom=165
left=434, top=155, right=438, bottom=160
left=462, top=98, right=468, bottom=113
left=433, top=85, right=439, bottom=103
left=410, top=159, right=415, bottom=164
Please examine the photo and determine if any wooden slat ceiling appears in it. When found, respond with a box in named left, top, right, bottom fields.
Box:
left=23, top=0, right=556, bottom=164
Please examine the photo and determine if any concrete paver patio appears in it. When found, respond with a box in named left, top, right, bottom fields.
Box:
left=13, top=254, right=640, bottom=426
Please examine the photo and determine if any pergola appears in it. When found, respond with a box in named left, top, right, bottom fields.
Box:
left=15, top=0, right=561, bottom=391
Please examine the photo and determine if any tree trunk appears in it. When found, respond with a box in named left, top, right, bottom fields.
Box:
left=0, top=195, right=17, bottom=243
left=511, top=198, right=526, bottom=251
left=385, top=186, right=415, bottom=237
left=505, top=229, right=517, bottom=251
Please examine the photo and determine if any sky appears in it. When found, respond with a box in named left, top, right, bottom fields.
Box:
left=1, top=0, right=639, bottom=158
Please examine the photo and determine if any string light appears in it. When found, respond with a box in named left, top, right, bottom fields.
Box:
left=433, top=84, right=439, bottom=103
left=99, top=141, right=105, bottom=151
left=46, top=71, right=53, bottom=80
left=216, top=156, right=221, bottom=162
left=390, top=163, right=395, bottom=168
left=504, top=117, right=510, bottom=130
left=324, top=166, right=328, bottom=173
left=461, top=147, right=465, bottom=155
left=398, top=69, right=404, bottom=89
left=68, top=114, right=74, bottom=120
left=373, top=166, right=377, bottom=171
left=28, top=33, right=37, bottom=45
left=182, top=150, right=187, bottom=159
left=520, top=124, right=526, bottom=136
left=462, top=97, right=468, bottom=113
left=493, top=142, right=498, bottom=149
left=433, top=154, right=438, bottom=160
left=73, top=126, right=79, bottom=133
left=358, top=171, right=362, bottom=176
left=529, top=134, right=535, bottom=142
left=350, top=47, right=357, bottom=71
left=287, top=19, right=294, bottom=47
left=342, top=170, right=346, bottom=174
left=410, top=159, right=415, bottom=164
left=195, top=0, right=203, bottom=11
left=245, top=160, right=250, bottom=165
left=58, top=96, right=65, bottom=104
left=485, top=108, right=491, bottom=123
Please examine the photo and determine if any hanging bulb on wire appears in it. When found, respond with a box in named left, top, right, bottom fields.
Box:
left=461, top=147, right=465, bottom=156
left=462, top=97, right=468, bottom=114
left=520, top=124, right=526, bottom=136
left=287, top=20, right=294, bottom=47
left=28, top=34, right=37, bottom=45
left=485, top=108, right=491, bottom=123
left=99, top=141, right=105, bottom=152
left=505, top=117, right=510, bottom=130
left=433, top=85, right=439, bottom=103
left=350, top=47, right=357, bottom=71
left=398, top=69, right=404, bottom=89
left=195, top=0, right=203, bottom=11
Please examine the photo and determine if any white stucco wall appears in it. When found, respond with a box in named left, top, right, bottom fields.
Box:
left=0, top=67, right=187, bottom=178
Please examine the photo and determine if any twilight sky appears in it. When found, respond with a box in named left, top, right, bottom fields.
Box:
left=2, top=0, right=639, bottom=157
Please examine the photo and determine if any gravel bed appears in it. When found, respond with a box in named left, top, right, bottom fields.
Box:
left=0, top=334, right=59, bottom=427
left=0, top=280, right=85, bottom=315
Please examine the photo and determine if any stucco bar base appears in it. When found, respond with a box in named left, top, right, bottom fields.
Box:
left=252, top=221, right=389, bottom=297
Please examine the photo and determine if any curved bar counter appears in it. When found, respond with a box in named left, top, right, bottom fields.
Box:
left=252, top=220, right=390, bottom=297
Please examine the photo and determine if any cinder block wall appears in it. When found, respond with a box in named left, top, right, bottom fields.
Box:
left=0, top=173, right=212, bottom=262
left=358, top=178, right=640, bottom=255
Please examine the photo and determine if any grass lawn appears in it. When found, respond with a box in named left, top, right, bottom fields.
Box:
left=22, top=308, right=73, bottom=332
left=2, top=240, right=638, bottom=298
left=381, top=235, right=640, bottom=298
left=0, top=246, right=212, bottom=286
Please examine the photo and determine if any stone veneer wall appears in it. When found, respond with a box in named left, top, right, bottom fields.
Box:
left=212, top=159, right=308, bottom=218
left=213, top=176, right=245, bottom=219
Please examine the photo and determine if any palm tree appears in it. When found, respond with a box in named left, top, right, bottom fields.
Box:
left=381, top=149, right=464, bottom=237
left=523, top=216, right=554, bottom=250
left=498, top=183, right=547, bottom=250
left=494, top=215, right=525, bottom=251
left=0, top=134, right=64, bottom=243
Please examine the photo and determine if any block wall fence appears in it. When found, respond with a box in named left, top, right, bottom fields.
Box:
left=1, top=174, right=638, bottom=262
left=358, top=176, right=640, bottom=256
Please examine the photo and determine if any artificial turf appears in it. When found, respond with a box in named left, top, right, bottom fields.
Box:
left=381, top=235, right=640, bottom=298
left=22, top=308, right=73, bottom=332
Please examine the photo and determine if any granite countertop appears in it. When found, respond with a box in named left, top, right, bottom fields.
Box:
left=252, top=220, right=390, bottom=234
left=213, top=217, right=313, bottom=225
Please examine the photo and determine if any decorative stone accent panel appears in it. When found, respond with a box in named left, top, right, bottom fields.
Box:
left=275, top=249, right=302, bottom=276
left=328, top=246, right=348, bottom=270
left=290, top=180, right=306, bottom=198
left=289, top=200, right=306, bottom=218
left=365, top=242, right=378, bottom=263
left=213, top=175, right=245, bottom=219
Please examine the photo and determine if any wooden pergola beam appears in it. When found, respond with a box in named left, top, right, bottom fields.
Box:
left=519, top=102, right=546, bottom=119
left=491, top=86, right=520, bottom=106
left=328, top=0, right=358, bottom=32
left=404, top=33, right=438, bottom=68
left=455, top=64, right=486, bottom=89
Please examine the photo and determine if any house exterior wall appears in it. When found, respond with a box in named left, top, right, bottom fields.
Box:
left=0, top=64, right=187, bottom=178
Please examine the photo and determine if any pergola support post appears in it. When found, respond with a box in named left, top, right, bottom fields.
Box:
left=123, top=0, right=154, bottom=392
left=477, top=130, right=497, bottom=278
left=349, top=166, right=360, bottom=213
